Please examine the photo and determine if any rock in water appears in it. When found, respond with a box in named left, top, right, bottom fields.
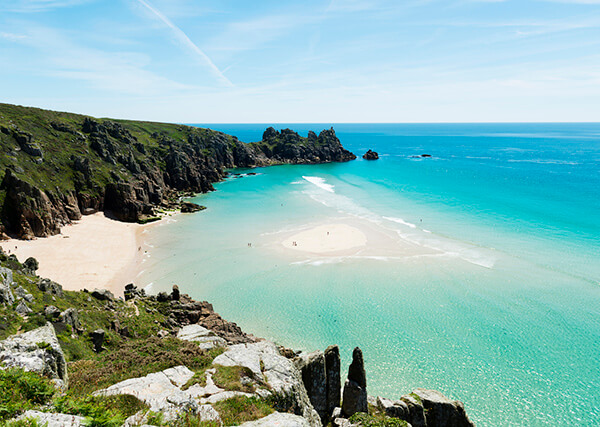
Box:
left=298, top=351, right=327, bottom=423
left=362, top=150, right=379, bottom=160
left=0, top=323, right=68, bottom=389
left=181, top=201, right=206, bottom=213
left=412, top=388, right=475, bottom=427
left=342, top=347, right=367, bottom=417
left=325, top=345, right=341, bottom=419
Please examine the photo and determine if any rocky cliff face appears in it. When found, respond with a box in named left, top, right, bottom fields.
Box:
left=0, top=103, right=356, bottom=239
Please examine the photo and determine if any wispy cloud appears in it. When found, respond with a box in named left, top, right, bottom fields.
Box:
left=0, top=32, right=28, bottom=41
left=134, top=0, right=232, bottom=87
left=1, top=0, right=93, bottom=13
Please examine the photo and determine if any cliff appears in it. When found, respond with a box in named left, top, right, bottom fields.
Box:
left=0, top=250, right=474, bottom=426
left=0, top=104, right=356, bottom=239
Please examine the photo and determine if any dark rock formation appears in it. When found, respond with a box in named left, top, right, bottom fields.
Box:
left=363, top=150, right=379, bottom=160
left=171, top=285, right=180, bottom=301
left=1, top=103, right=356, bottom=238
left=124, top=283, right=145, bottom=301
left=342, top=347, right=368, bottom=417
left=325, top=345, right=341, bottom=418
left=298, top=351, right=327, bottom=423
left=23, top=256, right=39, bottom=273
left=60, top=308, right=81, bottom=332
left=91, top=329, right=105, bottom=353
left=91, top=289, right=115, bottom=301
left=412, top=388, right=474, bottom=427
left=37, top=278, right=63, bottom=297
left=181, top=201, right=206, bottom=213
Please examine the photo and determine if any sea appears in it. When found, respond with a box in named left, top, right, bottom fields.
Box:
left=138, top=123, right=600, bottom=426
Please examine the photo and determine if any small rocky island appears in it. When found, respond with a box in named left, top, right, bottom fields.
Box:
left=0, top=249, right=475, bottom=426
left=363, top=150, right=379, bottom=160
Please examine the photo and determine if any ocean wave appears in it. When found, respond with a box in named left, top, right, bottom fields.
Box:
left=507, top=159, right=579, bottom=165
left=383, top=216, right=417, bottom=229
left=302, top=176, right=335, bottom=193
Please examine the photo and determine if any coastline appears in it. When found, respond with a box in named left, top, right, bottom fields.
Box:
left=0, top=212, right=157, bottom=296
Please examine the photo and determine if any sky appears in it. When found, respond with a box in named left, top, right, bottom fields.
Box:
left=0, top=0, right=599, bottom=123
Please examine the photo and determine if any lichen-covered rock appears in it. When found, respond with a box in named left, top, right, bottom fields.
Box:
left=176, top=324, right=227, bottom=350
left=95, top=365, right=222, bottom=423
left=214, top=341, right=322, bottom=426
left=15, top=300, right=32, bottom=315
left=37, top=278, right=63, bottom=296
left=400, top=394, right=426, bottom=427
left=411, top=389, right=474, bottom=427
left=0, top=266, right=15, bottom=304
left=239, top=412, right=311, bottom=426
left=16, top=410, right=85, bottom=427
left=0, top=323, right=68, bottom=389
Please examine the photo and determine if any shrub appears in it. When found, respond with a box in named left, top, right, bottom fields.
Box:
left=0, top=369, right=55, bottom=420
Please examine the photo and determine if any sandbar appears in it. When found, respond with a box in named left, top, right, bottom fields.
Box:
left=282, top=224, right=367, bottom=254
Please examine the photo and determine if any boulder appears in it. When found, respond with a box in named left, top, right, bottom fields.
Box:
left=0, top=323, right=68, bottom=389
left=377, top=396, right=410, bottom=420
left=0, top=266, right=15, bottom=304
left=181, top=201, right=206, bottom=213
left=297, top=351, right=327, bottom=423
left=214, top=341, right=322, bottom=426
left=37, top=278, right=63, bottom=296
left=342, top=347, right=367, bottom=418
left=362, top=150, right=379, bottom=160
left=16, top=300, right=33, bottom=315
left=400, top=394, right=426, bottom=427
left=23, top=256, right=39, bottom=273
left=325, top=345, right=341, bottom=418
left=91, top=329, right=105, bottom=352
left=44, top=305, right=61, bottom=320
left=239, top=412, right=311, bottom=426
left=16, top=410, right=85, bottom=427
left=171, top=284, right=180, bottom=301
left=60, top=308, right=81, bottom=331
left=411, top=388, right=474, bottom=427
left=124, top=283, right=145, bottom=301
left=91, top=288, right=114, bottom=301
left=176, top=324, right=227, bottom=350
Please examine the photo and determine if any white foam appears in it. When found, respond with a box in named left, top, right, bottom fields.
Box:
left=302, top=176, right=335, bottom=193
left=383, top=216, right=417, bottom=229
left=143, top=282, right=154, bottom=293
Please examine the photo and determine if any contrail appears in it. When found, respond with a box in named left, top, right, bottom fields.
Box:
left=136, top=0, right=233, bottom=87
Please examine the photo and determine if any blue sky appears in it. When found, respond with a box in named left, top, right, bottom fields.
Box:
left=1, top=0, right=599, bottom=122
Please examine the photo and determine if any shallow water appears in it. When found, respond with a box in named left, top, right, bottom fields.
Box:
left=139, top=124, right=600, bottom=426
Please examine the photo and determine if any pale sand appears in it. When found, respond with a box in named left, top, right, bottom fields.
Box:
left=282, top=224, right=367, bottom=253
left=278, top=218, right=438, bottom=258
left=0, top=213, right=145, bottom=295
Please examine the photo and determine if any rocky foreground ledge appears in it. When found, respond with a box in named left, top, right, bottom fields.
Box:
left=0, top=249, right=474, bottom=426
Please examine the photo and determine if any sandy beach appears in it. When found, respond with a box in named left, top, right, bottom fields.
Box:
left=0, top=213, right=145, bottom=295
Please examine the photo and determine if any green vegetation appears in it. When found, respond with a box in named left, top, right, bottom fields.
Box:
left=348, top=412, right=410, bottom=427
left=68, top=337, right=223, bottom=396
left=213, top=396, right=274, bottom=426
left=212, top=365, right=257, bottom=393
left=53, top=394, right=147, bottom=427
left=0, top=368, right=55, bottom=421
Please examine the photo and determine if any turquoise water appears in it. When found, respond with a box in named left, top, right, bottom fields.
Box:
left=139, top=124, right=600, bottom=426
